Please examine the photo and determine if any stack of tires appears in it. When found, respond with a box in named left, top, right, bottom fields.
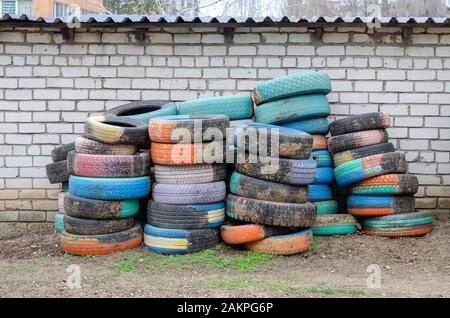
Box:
left=46, top=143, right=75, bottom=233
left=221, top=122, right=317, bottom=255
left=329, top=112, right=433, bottom=237
left=144, top=115, right=229, bottom=254
left=60, top=115, right=151, bottom=255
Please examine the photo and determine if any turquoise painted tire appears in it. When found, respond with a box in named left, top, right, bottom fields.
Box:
left=281, top=117, right=329, bottom=135
left=308, top=184, right=332, bottom=202
left=54, top=212, right=65, bottom=233
left=363, top=211, right=433, bottom=237
left=254, top=94, right=330, bottom=125
left=69, top=175, right=150, bottom=200
left=178, top=95, right=253, bottom=120
left=143, top=224, right=219, bottom=254
left=312, top=224, right=358, bottom=236
left=312, top=150, right=333, bottom=167
left=253, top=71, right=331, bottom=105
left=314, top=200, right=338, bottom=215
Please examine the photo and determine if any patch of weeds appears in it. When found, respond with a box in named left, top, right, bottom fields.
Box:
left=309, top=239, right=319, bottom=251
left=199, top=278, right=254, bottom=289
left=89, top=276, right=107, bottom=288
left=280, top=273, right=300, bottom=281
left=113, top=259, right=135, bottom=272
left=142, top=253, right=184, bottom=272
left=263, top=283, right=366, bottom=296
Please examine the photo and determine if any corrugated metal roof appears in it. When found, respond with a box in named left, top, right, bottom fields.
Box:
left=1, top=14, right=450, bottom=26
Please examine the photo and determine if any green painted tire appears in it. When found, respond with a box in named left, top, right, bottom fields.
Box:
left=312, top=224, right=358, bottom=236
left=314, top=200, right=338, bottom=215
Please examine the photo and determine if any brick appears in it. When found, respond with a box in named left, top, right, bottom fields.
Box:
left=19, top=210, right=46, bottom=222
left=408, top=163, right=437, bottom=174
left=0, top=190, right=19, bottom=199
left=431, top=141, right=450, bottom=150
left=289, top=34, right=311, bottom=43
left=409, top=128, right=439, bottom=139
left=316, top=46, right=344, bottom=55
left=323, top=33, right=349, bottom=43
left=346, top=46, right=374, bottom=55
left=287, top=46, right=315, bottom=56
left=376, top=46, right=404, bottom=56
left=426, top=186, right=450, bottom=197
left=415, top=198, right=437, bottom=209
left=395, top=117, right=423, bottom=127
left=405, top=47, right=434, bottom=56
left=0, top=211, right=19, bottom=222
left=400, top=139, right=429, bottom=150
left=385, top=81, right=413, bottom=92
left=425, top=117, right=450, bottom=128
left=438, top=198, right=450, bottom=208
left=234, top=34, right=260, bottom=43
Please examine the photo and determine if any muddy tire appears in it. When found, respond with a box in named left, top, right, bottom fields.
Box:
left=64, top=193, right=140, bottom=220
left=229, top=171, right=308, bottom=204
left=347, top=195, right=415, bottom=216
left=327, top=129, right=389, bottom=154
left=363, top=211, right=433, bottom=237
left=67, top=151, right=150, bottom=178
left=235, top=157, right=316, bottom=185
left=253, top=71, right=331, bottom=105
left=60, top=224, right=143, bottom=256
left=351, top=174, right=418, bottom=196
left=281, top=117, right=329, bottom=135
left=312, top=134, right=328, bottom=150
left=106, top=100, right=177, bottom=123
left=226, top=194, right=316, bottom=227
left=333, top=142, right=395, bottom=167
left=85, top=115, right=148, bottom=145
left=149, top=114, right=229, bottom=143
left=75, top=136, right=137, bottom=155
left=244, top=229, right=312, bottom=255
left=308, top=184, right=333, bottom=202
left=147, top=201, right=225, bottom=230
left=151, top=140, right=225, bottom=165
left=152, top=181, right=226, bottom=205
left=220, top=224, right=293, bottom=245
left=329, top=112, right=391, bottom=136
left=46, top=160, right=70, bottom=184
left=143, top=224, right=219, bottom=254
left=154, top=164, right=226, bottom=184
left=51, top=142, right=75, bottom=162
left=334, top=152, right=407, bottom=187
left=64, top=215, right=135, bottom=235
left=312, top=214, right=359, bottom=236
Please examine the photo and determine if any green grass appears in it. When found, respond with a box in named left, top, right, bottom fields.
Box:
left=113, top=259, right=135, bottom=272
left=199, top=278, right=254, bottom=289
left=309, top=239, right=319, bottom=251
left=263, top=283, right=367, bottom=296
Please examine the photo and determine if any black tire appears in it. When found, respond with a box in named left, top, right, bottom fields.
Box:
left=45, top=160, right=69, bottom=184
left=333, top=142, right=395, bottom=167
left=327, top=129, right=389, bottom=154
left=105, top=100, right=177, bottom=123
left=63, top=215, right=135, bottom=235
left=85, top=115, right=149, bottom=145
left=329, top=112, right=391, bottom=136
left=226, top=194, right=316, bottom=227
left=229, top=171, right=308, bottom=204
left=51, top=142, right=75, bottom=162
left=154, top=164, right=226, bottom=184
left=75, top=136, right=137, bottom=155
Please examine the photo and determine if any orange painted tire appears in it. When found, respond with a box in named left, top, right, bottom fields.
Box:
left=312, top=134, right=327, bottom=150
left=60, top=224, right=143, bottom=255
left=220, top=224, right=292, bottom=245
left=364, top=226, right=433, bottom=237
left=351, top=174, right=418, bottom=195
left=244, top=229, right=312, bottom=255
left=150, top=141, right=225, bottom=165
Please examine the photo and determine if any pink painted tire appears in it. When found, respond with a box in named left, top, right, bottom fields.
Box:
left=67, top=151, right=150, bottom=178
left=75, top=136, right=137, bottom=155
left=58, top=192, right=66, bottom=213
left=327, top=129, right=388, bottom=154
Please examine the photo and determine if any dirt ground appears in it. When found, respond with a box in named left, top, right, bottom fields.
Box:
left=0, top=213, right=449, bottom=298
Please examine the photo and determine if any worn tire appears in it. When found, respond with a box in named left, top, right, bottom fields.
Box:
left=235, top=157, right=316, bottom=185
left=330, top=112, right=391, bottom=136
left=351, top=174, right=419, bottom=196
left=60, top=224, right=143, bottom=256
left=312, top=150, right=333, bottom=167
left=69, top=175, right=151, bottom=200
left=154, top=164, right=226, bottom=184
left=152, top=181, right=226, bottom=205
left=85, top=115, right=148, bottom=145
left=106, top=100, right=177, bottom=123
left=147, top=201, right=224, bottom=229
left=229, top=171, right=308, bottom=204
left=244, top=229, right=312, bottom=255
left=312, top=135, right=328, bottom=150
left=253, top=71, right=331, bottom=105
left=334, top=152, right=407, bottom=187
left=46, top=160, right=69, bottom=184
left=308, top=184, right=333, bottom=202
left=143, top=224, right=219, bottom=254
left=254, top=94, right=330, bottom=125
left=312, top=214, right=359, bottom=236
left=220, top=224, right=293, bottom=245
left=64, top=192, right=140, bottom=220
left=233, top=122, right=313, bottom=159
left=327, top=129, right=389, bottom=154
left=64, top=215, right=135, bottom=235
left=75, top=136, right=137, bottom=155
left=226, top=194, right=316, bottom=227
left=51, top=142, right=75, bottom=162
left=58, top=192, right=66, bottom=213
left=54, top=212, right=65, bottom=233
left=151, top=141, right=225, bottom=165
left=281, top=117, right=329, bottom=135
left=347, top=195, right=415, bottom=216
left=149, top=114, right=229, bottom=143
left=67, top=151, right=150, bottom=178
left=314, top=167, right=335, bottom=184
left=363, top=211, right=433, bottom=237
left=178, top=95, right=253, bottom=120
left=315, top=200, right=338, bottom=215
left=333, top=142, right=395, bottom=167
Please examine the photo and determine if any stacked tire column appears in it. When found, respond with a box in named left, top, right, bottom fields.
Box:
left=60, top=115, right=151, bottom=255
left=329, top=112, right=433, bottom=237
left=145, top=115, right=229, bottom=254
left=222, top=122, right=317, bottom=255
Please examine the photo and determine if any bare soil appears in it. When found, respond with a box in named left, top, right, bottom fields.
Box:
left=0, top=214, right=449, bottom=298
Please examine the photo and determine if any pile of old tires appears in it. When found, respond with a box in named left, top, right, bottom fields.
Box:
left=144, top=114, right=229, bottom=254
left=329, top=112, right=433, bottom=237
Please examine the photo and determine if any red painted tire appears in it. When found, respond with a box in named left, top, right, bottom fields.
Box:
left=327, top=129, right=389, bottom=154
left=151, top=141, right=225, bottom=165
left=220, top=224, right=292, bottom=245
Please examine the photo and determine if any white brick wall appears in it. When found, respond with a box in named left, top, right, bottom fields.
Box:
left=1, top=24, right=450, bottom=226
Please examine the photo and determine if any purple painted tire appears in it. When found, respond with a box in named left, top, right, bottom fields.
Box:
left=152, top=181, right=226, bottom=205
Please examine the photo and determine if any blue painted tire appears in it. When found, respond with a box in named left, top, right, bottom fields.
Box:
left=308, top=184, right=332, bottom=202
left=314, top=167, right=335, bottom=184
left=312, top=150, right=333, bottom=167
left=178, top=95, right=253, bottom=120
left=254, top=94, right=330, bottom=125
left=253, top=71, right=331, bottom=105
left=281, top=117, right=329, bottom=135
left=54, top=212, right=65, bottom=233
left=143, top=224, right=219, bottom=254
left=69, top=175, right=150, bottom=200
